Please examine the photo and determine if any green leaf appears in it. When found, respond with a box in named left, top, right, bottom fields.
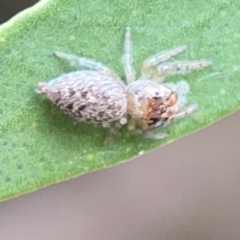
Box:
left=1, top=0, right=240, bottom=201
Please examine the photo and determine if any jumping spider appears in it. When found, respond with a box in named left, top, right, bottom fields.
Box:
left=36, top=27, right=212, bottom=139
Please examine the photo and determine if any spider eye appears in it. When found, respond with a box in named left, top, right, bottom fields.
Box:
left=148, top=117, right=160, bottom=126
left=153, top=92, right=161, bottom=99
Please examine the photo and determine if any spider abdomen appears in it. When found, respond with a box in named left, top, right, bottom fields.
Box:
left=37, top=70, right=127, bottom=124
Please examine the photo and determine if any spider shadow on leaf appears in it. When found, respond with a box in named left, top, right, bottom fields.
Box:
left=34, top=94, right=139, bottom=148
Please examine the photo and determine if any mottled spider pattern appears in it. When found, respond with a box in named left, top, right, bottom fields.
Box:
left=37, top=71, right=127, bottom=126
left=37, top=27, right=212, bottom=139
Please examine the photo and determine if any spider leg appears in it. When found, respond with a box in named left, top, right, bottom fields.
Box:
left=163, top=80, right=190, bottom=111
left=130, top=128, right=169, bottom=140
left=142, top=130, right=169, bottom=140
left=163, top=80, right=190, bottom=94
left=163, top=80, right=198, bottom=120
left=170, top=104, right=198, bottom=121
left=136, top=104, right=197, bottom=140
left=54, top=51, right=113, bottom=74
left=155, top=60, right=212, bottom=77
left=140, top=45, right=187, bottom=79
left=123, top=27, right=136, bottom=84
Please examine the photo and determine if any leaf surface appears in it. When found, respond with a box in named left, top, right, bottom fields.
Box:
left=0, top=0, right=240, bottom=201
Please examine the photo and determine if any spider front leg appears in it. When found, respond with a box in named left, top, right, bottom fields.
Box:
left=155, top=60, right=212, bottom=77
left=128, top=121, right=169, bottom=140
left=171, top=104, right=198, bottom=121
left=167, top=80, right=198, bottom=121
left=141, top=103, right=198, bottom=140
left=54, top=51, right=114, bottom=74
left=123, top=27, right=136, bottom=84
left=142, top=104, right=198, bottom=140
left=140, top=45, right=187, bottom=80
left=142, top=80, right=197, bottom=140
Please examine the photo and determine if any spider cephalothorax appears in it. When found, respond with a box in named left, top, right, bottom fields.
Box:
left=126, top=80, right=177, bottom=131
left=37, top=27, right=212, bottom=139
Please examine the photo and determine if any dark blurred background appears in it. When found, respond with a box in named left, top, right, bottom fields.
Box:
left=1, top=1, right=240, bottom=240
left=0, top=0, right=38, bottom=24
